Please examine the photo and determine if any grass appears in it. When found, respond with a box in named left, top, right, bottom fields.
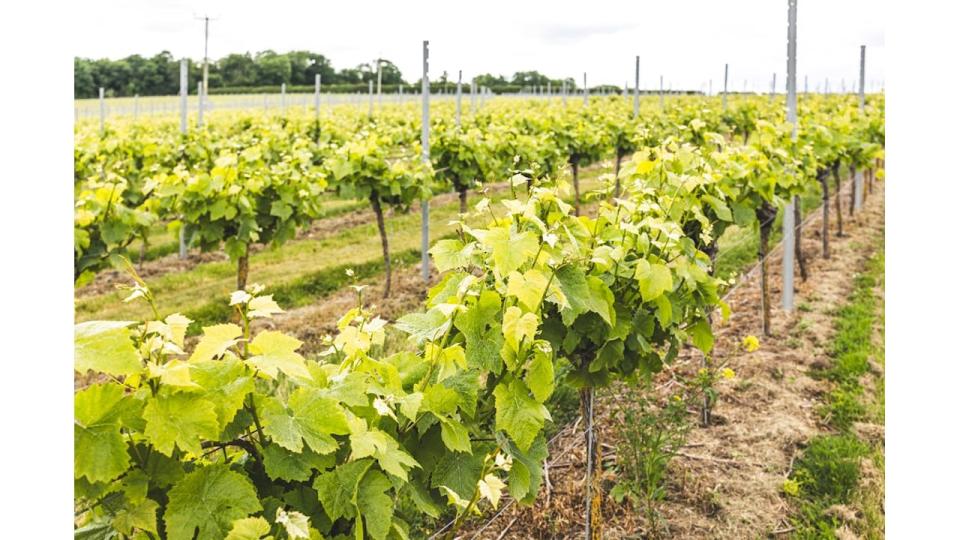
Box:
left=75, top=166, right=612, bottom=323
left=787, top=243, right=884, bottom=539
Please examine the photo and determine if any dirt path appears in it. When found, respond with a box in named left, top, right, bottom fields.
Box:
left=458, top=183, right=885, bottom=539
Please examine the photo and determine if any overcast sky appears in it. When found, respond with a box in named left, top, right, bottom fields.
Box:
left=71, top=0, right=885, bottom=92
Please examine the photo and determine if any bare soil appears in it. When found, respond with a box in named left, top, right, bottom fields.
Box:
left=457, top=182, right=885, bottom=539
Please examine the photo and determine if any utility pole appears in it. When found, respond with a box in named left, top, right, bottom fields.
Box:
left=633, top=56, right=640, bottom=118
left=194, top=15, right=216, bottom=113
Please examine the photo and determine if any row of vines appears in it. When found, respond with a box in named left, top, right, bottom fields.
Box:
left=74, top=93, right=884, bottom=539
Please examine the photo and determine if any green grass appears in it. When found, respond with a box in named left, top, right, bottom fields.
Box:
left=787, top=243, right=884, bottom=539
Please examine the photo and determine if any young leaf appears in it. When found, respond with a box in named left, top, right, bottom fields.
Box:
left=188, top=324, right=243, bottom=363
left=225, top=517, right=271, bottom=540
left=246, top=331, right=312, bottom=381
left=74, top=321, right=141, bottom=377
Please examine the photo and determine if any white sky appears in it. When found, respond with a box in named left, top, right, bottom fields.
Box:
left=71, top=0, right=885, bottom=92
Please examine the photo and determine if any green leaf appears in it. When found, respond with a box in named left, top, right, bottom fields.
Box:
left=585, top=276, right=615, bottom=326
left=164, top=464, right=262, bottom=540
left=142, top=392, right=219, bottom=456
left=505, top=436, right=548, bottom=504
left=493, top=378, right=550, bottom=451
left=74, top=383, right=130, bottom=483
left=454, top=290, right=503, bottom=372
left=188, top=324, right=242, bottom=363
left=593, top=339, right=624, bottom=372
left=74, top=321, right=141, bottom=377
left=439, top=420, right=472, bottom=453
left=225, top=517, right=271, bottom=540
left=259, top=388, right=350, bottom=454
left=429, top=238, right=474, bottom=272
left=506, top=269, right=549, bottom=312
left=480, top=226, right=539, bottom=276
left=190, top=359, right=254, bottom=431
left=262, top=443, right=335, bottom=482
left=270, top=200, right=293, bottom=221
left=431, top=451, right=483, bottom=500
left=702, top=194, right=733, bottom=222
left=247, top=331, right=312, bottom=381
left=689, top=319, right=714, bottom=353
left=314, top=459, right=374, bottom=521
left=501, top=306, right=538, bottom=356
left=553, top=265, right=612, bottom=325
left=112, top=497, right=159, bottom=536
left=635, top=260, right=673, bottom=302
left=422, top=384, right=459, bottom=417
left=653, top=295, right=672, bottom=326
left=347, top=416, right=420, bottom=480
left=358, top=469, right=394, bottom=540
left=524, top=347, right=555, bottom=402
left=395, top=309, right=450, bottom=345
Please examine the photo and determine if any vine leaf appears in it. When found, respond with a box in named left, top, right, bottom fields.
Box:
left=111, top=497, right=159, bottom=536
left=74, top=321, right=140, bottom=377
left=358, top=469, right=394, bottom=540
left=246, top=331, right=312, bottom=381
left=190, top=359, right=254, bottom=431
left=188, top=324, right=242, bottom=363
left=142, top=392, right=219, bottom=456
left=347, top=415, right=420, bottom=480
left=429, top=238, right=474, bottom=272
left=432, top=451, right=484, bottom=500
left=74, top=382, right=131, bottom=483
left=635, top=259, right=673, bottom=302
left=225, top=517, right=271, bottom=540
left=164, top=464, right=262, bottom=540
left=262, top=443, right=334, bottom=482
left=258, top=389, right=349, bottom=454
left=525, top=346, right=555, bottom=402
left=314, top=458, right=374, bottom=522
left=494, top=378, right=551, bottom=451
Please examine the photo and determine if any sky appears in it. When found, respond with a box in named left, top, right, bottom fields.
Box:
left=70, top=0, right=885, bottom=92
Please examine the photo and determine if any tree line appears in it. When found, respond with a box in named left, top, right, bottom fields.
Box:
left=74, top=50, right=579, bottom=98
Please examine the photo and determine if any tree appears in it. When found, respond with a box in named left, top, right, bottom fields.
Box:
left=255, top=51, right=292, bottom=85
left=75, top=58, right=96, bottom=98
left=218, top=53, right=258, bottom=87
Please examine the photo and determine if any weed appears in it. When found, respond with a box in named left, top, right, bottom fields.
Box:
left=611, top=386, right=690, bottom=537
